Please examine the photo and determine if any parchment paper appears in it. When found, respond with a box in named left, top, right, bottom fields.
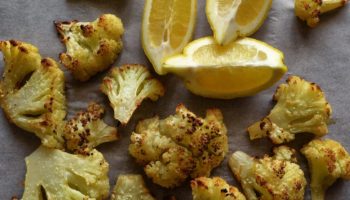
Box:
left=0, top=0, right=349, bottom=199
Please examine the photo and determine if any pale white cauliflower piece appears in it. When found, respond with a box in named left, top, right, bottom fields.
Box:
left=248, top=76, right=332, bottom=144
left=111, top=174, right=155, bottom=200
left=101, top=64, right=164, bottom=124
left=22, top=146, right=110, bottom=200
left=191, top=177, right=246, bottom=200
left=129, top=104, right=228, bottom=188
left=229, top=147, right=306, bottom=200
left=301, top=139, right=350, bottom=200
left=63, top=102, right=118, bottom=155
left=55, top=14, right=124, bottom=81
left=0, top=40, right=66, bottom=148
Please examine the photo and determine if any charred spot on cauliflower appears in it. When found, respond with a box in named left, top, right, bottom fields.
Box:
left=22, top=146, right=110, bottom=200
left=301, top=139, right=350, bottom=200
left=248, top=76, right=332, bottom=144
left=129, top=104, right=228, bottom=188
left=55, top=14, right=124, bottom=81
left=191, top=177, right=246, bottom=200
left=111, top=174, right=155, bottom=200
left=64, top=102, right=118, bottom=155
left=101, top=64, right=164, bottom=125
left=229, top=147, right=306, bottom=200
left=0, top=40, right=66, bottom=148
left=295, top=0, right=348, bottom=27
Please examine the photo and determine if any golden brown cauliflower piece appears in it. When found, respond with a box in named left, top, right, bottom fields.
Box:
left=101, top=64, right=165, bottom=125
left=229, top=146, right=306, bottom=200
left=129, top=104, right=228, bottom=188
left=301, top=139, right=350, bottom=200
left=295, top=0, right=348, bottom=27
left=55, top=14, right=124, bottom=81
left=22, top=146, right=110, bottom=200
left=191, top=177, right=246, bottom=200
left=248, top=76, right=332, bottom=144
left=64, top=102, right=118, bottom=155
left=0, top=40, right=66, bottom=148
left=111, top=174, right=155, bottom=200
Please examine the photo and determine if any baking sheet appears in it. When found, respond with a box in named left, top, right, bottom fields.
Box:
left=0, top=0, right=349, bottom=199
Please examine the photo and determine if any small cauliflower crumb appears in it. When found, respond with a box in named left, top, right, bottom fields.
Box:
left=111, top=174, right=155, bottom=200
left=129, top=104, right=228, bottom=188
left=301, top=139, right=350, bottom=200
left=0, top=40, right=66, bottom=149
left=22, top=146, right=110, bottom=200
left=64, top=102, right=118, bottom=155
left=295, top=0, right=348, bottom=27
left=229, top=147, right=306, bottom=200
left=55, top=14, right=124, bottom=81
left=191, top=177, right=246, bottom=200
left=101, top=64, right=164, bottom=125
left=248, top=76, right=332, bottom=144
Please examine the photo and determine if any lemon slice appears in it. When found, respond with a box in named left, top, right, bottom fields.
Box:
left=142, top=0, right=197, bottom=75
left=163, top=37, right=287, bottom=99
left=206, top=0, right=272, bottom=45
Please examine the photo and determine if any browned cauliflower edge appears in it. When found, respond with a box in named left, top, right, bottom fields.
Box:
left=63, top=102, right=118, bottom=155
left=229, top=146, right=306, bottom=200
left=191, top=177, right=246, bottom=200
left=55, top=14, right=124, bottom=81
left=248, top=76, right=332, bottom=144
left=101, top=64, right=165, bottom=125
left=301, top=139, right=350, bottom=200
left=129, top=104, right=228, bottom=188
left=111, top=174, right=155, bottom=200
left=295, top=0, right=348, bottom=27
left=0, top=40, right=66, bottom=148
left=22, top=145, right=110, bottom=200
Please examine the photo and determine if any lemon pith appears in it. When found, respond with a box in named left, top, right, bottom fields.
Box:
left=163, top=37, right=287, bottom=99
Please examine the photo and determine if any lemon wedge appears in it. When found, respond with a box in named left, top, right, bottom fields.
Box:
left=206, top=0, right=272, bottom=45
left=142, top=0, right=197, bottom=75
left=163, top=37, right=287, bottom=99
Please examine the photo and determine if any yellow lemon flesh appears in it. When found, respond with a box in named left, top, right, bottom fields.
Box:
left=163, top=37, right=287, bottom=99
left=142, top=0, right=197, bottom=75
left=206, top=0, right=272, bottom=45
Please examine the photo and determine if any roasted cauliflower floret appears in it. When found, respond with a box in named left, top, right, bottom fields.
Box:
left=129, top=104, right=228, bottom=188
left=55, top=14, right=124, bottom=81
left=229, top=147, right=306, bottom=200
left=64, top=102, right=118, bottom=155
left=101, top=64, right=164, bottom=124
left=111, top=174, right=155, bottom=200
left=301, top=139, right=350, bottom=200
left=191, top=177, right=246, bottom=200
left=248, top=76, right=332, bottom=144
left=22, top=146, right=110, bottom=200
left=0, top=40, right=66, bottom=148
left=295, top=0, right=348, bottom=27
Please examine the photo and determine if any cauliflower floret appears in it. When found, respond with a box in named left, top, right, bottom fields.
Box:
left=295, top=0, right=348, bottom=27
left=111, top=174, right=155, bottom=200
left=229, top=147, right=306, bottom=200
left=22, top=146, right=110, bottom=200
left=129, top=104, right=228, bottom=188
left=55, top=14, right=124, bottom=81
left=64, top=102, right=118, bottom=155
left=101, top=64, right=164, bottom=124
left=191, top=177, right=246, bottom=200
left=0, top=40, right=66, bottom=148
left=248, top=76, right=332, bottom=144
left=301, top=139, right=350, bottom=200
